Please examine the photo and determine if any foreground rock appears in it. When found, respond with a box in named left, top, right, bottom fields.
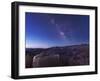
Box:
left=32, top=53, right=60, bottom=67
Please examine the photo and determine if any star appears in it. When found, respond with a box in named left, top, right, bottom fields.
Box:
left=60, top=31, right=64, bottom=36
left=51, top=19, right=55, bottom=24
left=60, top=31, right=66, bottom=39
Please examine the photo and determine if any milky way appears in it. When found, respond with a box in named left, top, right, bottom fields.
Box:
left=50, top=18, right=67, bottom=40
left=25, top=12, right=89, bottom=48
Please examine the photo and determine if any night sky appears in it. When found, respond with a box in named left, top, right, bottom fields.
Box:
left=25, top=12, right=89, bottom=48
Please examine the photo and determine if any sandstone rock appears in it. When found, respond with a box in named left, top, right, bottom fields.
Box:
left=32, top=53, right=60, bottom=67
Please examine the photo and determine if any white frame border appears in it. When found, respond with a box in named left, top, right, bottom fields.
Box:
left=19, top=5, right=95, bottom=76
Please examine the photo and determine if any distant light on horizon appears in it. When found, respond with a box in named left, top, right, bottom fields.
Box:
left=26, top=42, right=49, bottom=48
left=26, top=41, right=89, bottom=48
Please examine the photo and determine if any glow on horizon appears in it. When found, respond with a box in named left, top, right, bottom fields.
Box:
left=26, top=43, right=49, bottom=48
left=25, top=40, right=89, bottom=48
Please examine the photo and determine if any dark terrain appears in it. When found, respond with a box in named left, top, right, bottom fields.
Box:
left=25, top=44, right=89, bottom=68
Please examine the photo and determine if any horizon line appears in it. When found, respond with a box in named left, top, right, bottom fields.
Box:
left=26, top=43, right=89, bottom=49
